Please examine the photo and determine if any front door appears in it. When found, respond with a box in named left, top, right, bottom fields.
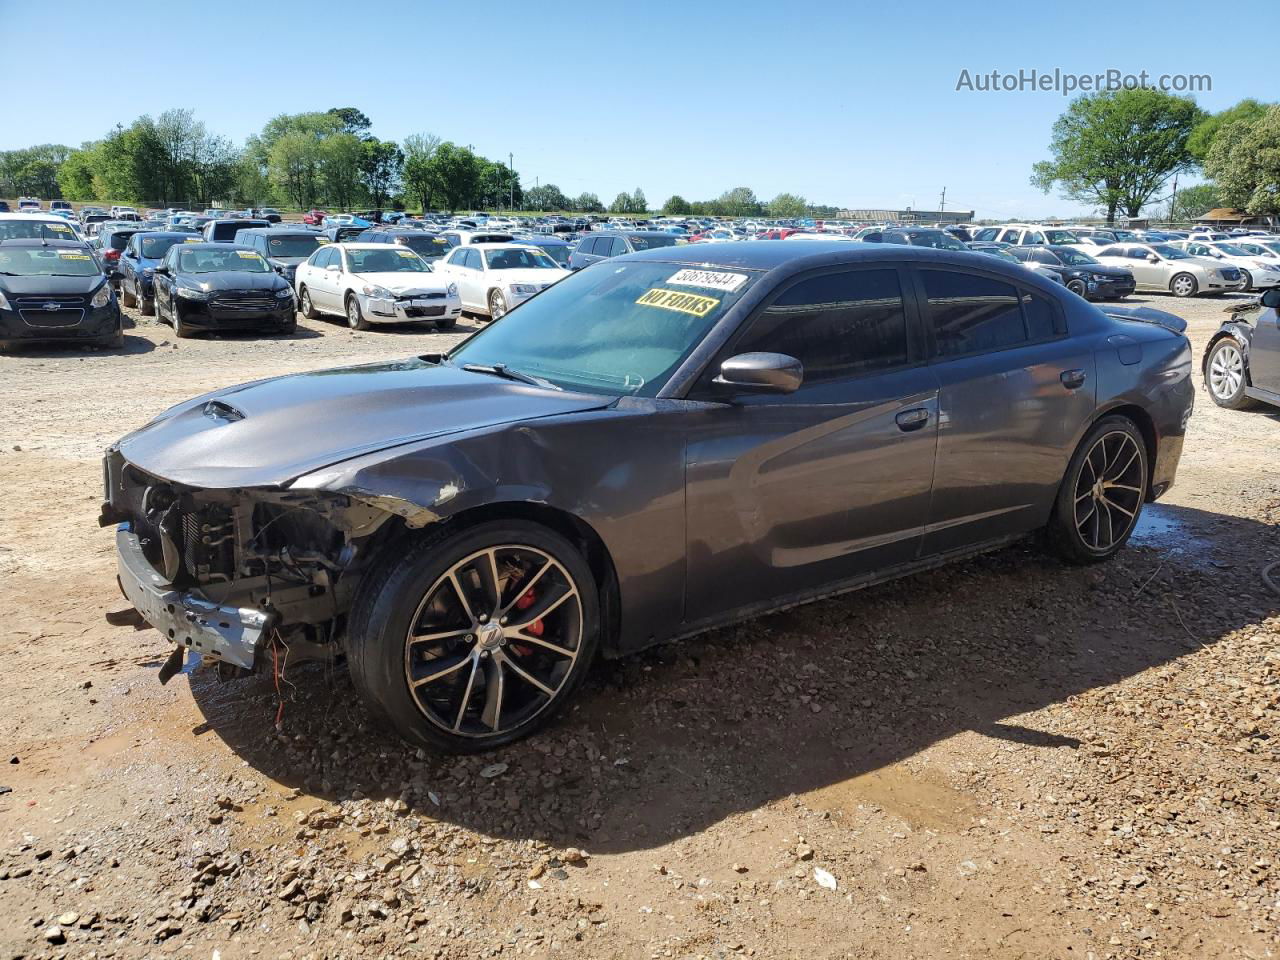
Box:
left=1123, top=246, right=1167, bottom=289
left=1249, top=302, right=1280, bottom=393
left=683, top=265, right=939, bottom=624
left=914, top=267, right=1097, bottom=553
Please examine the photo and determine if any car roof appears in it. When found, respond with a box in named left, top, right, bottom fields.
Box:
left=0, top=237, right=91, bottom=248
left=173, top=242, right=255, bottom=252
left=133, top=230, right=194, bottom=239
left=236, top=227, right=319, bottom=236
left=468, top=242, right=543, bottom=251
left=0, top=212, right=76, bottom=222
left=592, top=230, right=676, bottom=238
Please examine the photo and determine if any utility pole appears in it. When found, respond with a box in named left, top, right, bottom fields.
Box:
left=1169, top=172, right=1179, bottom=226
left=509, top=152, right=514, bottom=211
left=939, top=186, right=946, bottom=217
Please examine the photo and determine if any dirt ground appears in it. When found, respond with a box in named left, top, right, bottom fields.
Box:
left=0, top=291, right=1276, bottom=960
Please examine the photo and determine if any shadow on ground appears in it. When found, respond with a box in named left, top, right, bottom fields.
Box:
left=187, top=501, right=1278, bottom=853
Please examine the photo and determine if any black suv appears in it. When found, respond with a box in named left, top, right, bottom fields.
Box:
left=234, top=227, right=328, bottom=284
left=354, top=228, right=452, bottom=262
left=1007, top=245, right=1136, bottom=301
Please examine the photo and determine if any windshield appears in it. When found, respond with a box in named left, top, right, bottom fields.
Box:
left=627, top=234, right=679, bottom=250
left=449, top=260, right=759, bottom=397
left=977, top=248, right=1019, bottom=263
left=178, top=248, right=271, bottom=273
left=140, top=236, right=184, bottom=258
left=105, top=232, right=136, bottom=251
left=908, top=231, right=967, bottom=251
left=266, top=235, right=324, bottom=258
left=1149, top=244, right=1191, bottom=260
left=0, top=220, right=79, bottom=241
left=1055, top=248, right=1099, bottom=266
left=347, top=247, right=430, bottom=273
left=0, top=248, right=100, bottom=277
left=397, top=235, right=450, bottom=259
left=1213, top=243, right=1250, bottom=257
left=483, top=248, right=559, bottom=270
left=1044, top=230, right=1077, bottom=244
left=539, top=244, right=571, bottom=266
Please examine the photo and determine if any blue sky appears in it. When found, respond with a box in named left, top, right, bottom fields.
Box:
left=1, top=0, right=1263, bottom=217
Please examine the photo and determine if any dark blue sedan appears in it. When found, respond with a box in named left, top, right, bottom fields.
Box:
left=118, top=231, right=198, bottom=316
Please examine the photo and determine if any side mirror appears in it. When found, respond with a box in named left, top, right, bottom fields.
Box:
left=326, top=263, right=341, bottom=273
left=713, top=352, right=803, bottom=395
left=153, top=266, right=169, bottom=276
left=1260, top=288, right=1280, bottom=309
left=1147, top=254, right=1159, bottom=263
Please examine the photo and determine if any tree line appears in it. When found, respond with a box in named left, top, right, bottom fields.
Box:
left=0, top=106, right=844, bottom=217
left=1031, top=89, right=1280, bottom=224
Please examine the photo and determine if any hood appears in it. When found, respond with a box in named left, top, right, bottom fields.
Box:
left=114, top=358, right=611, bottom=488
left=492, top=268, right=570, bottom=286
left=1084, top=264, right=1132, bottom=278
left=354, top=271, right=450, bottom=294
left=1100, top=304, right=1187, bottom=334
left=0, top=274, right=106, bottom=296
left=180, top=271, right=288, bottom=293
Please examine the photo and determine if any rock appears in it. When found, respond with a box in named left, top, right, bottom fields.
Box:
left=795, top=843, right=814, bottom=861
left=528, top=862, right=546, bottom=879
left=480, top=763, right=509, bottom=779
left=42, top=925, right=65, bottom=944
left=732, top=863, right=748, bottom=873
left=813, top=867, right=837, bottom=891
left=561, top=847, right=586, bottom=864
left=57, top=912, right=79, bottom=926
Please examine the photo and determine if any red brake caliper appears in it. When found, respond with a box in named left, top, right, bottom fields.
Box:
left=512, top=587, right=541, bottom=654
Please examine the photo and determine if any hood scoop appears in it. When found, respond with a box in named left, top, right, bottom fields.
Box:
left=203, top=400, right=245, bottom=423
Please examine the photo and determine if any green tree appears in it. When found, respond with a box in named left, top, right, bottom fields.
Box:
left=0, top=144, right=71, bottom=198
left=716, top=186, right=762, bottom=217
left=766, top=192, right=807, bottom=218
left=401, top=133, right=443, bottom=212
left=608, top=191, right=633, bottom=214
left=326, top=107, right=373, bottom=138
left=56, top=146, right=99, bottom=200
left=420, top=142, right=482, bottom=210
left=527, top=183, right=570, bottom=211
left=269, top=131, right=324, bottom=209
left=1165, top=182, right=1220, bottom=222
left=1031, top=89, right=1205, bottom=223
left=662, top=195, right=691, bottom=215
left=1205, top=105, right=1280, bottom=218
left=359, top=139, right=403, bottom=208
left=320, top=133, right=366, bottom=210
left=574, top=192, right=603, bottom=213
left=631, top=187, right=647, bottom=213
left=1188, top=99, right=1271, bottom=163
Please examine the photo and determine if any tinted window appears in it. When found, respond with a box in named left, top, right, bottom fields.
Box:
left=921, top=270, right=1026, bottom=357
left=734, top=269, right=910, bottom=382
left=610, top=237, right=629, bottom=257
left=1021, top=291, right=1062, bottom=340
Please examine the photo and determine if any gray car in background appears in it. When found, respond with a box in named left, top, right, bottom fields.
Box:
left=568, top=230, right=681, bottom=269
left=101, top=242, right=1194, bottom=752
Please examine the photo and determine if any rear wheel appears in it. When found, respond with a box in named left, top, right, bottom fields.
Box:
left=1170, top=273, right=1198, bottom=298
left=1205, top=338, right=1258, bottom=410
left=1239, top=269, right=1253, bottom=292
left=346, top=293, right=370, bottom=331
left=1046, top=416, right=1147, bottom=564
left=139, top=294, right=154, bottom=316
left=347, top=520, right=600, bottom=753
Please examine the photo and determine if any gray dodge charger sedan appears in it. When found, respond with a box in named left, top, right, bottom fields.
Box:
left=101, top=242, right=1195, bottom=752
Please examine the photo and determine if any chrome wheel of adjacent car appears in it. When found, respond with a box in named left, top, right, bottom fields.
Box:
left=1170, top=273, right=1197, bottom=298
left=1072, top=430, right=1145, bottom=553
left=1205, top=339, right=1256, bottom=410
left=1239, top=269, right=1253, bottom=292
left=488, top=289, right=507, bottom=320
left=346, top=293, right=369, bottom=331
left=403, top=545, right=583, bottom=739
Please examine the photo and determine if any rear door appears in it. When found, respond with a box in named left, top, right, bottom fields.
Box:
left=1249, top=302, right=1280, bottom=393
left=913, top=267, right=1095, bottom=553
left=683, top=265, right=940, bottom=622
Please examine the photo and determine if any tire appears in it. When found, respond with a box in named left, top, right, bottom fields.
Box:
left=1066, top=278, right=1087, bottom=298
left=173, top=304, right=196, bottom=339
left=139, top=295, right=154, bottom=317
left=299, top=285, right=319, bottom=320
left=347, top=519, right=601, bottom=753
left=1046, top=416, right=1148, bottom=565
left=488, top=288, right=507, bottom=320
left=1205, top=337, right=1259, bottom=410
left=1170, top=273, right=1198, bottom=298
left=1239, top=269, right=1253, bottom=292
left=436, top=318, right=457, bottom=330
left=120, top=279, right=137, bottom=308
left=346, top=293, right=370, bottom=331
left=99, top=330, right=124, bottom=349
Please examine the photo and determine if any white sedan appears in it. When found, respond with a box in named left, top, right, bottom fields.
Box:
left=433, top=243, right=570, bottom=319
left=293, top=243, right=462, bottom=331
left=1169, top=239, right=1280, bottom=291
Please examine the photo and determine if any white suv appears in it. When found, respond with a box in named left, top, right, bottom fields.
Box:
left=969, top=223, right=1082, bottom=246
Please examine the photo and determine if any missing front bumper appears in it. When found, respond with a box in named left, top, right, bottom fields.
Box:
left=115, top=525, right=272, bottom=670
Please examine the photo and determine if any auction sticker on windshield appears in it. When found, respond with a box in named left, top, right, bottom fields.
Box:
left=396, top=250, right=417, bottom=258
left=636, top=288, right=720, bottom=317
left=57, top=252, right=91, bottom=260
left=235, top=251, right=258, bottom=259
left=666, top=268, right=748, bottom=292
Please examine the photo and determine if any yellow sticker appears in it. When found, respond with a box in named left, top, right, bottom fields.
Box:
left=315, top=237, right=329, bottom=244
left=184, top=236, right=201, bottom=242
left=635, top=288, right=720, bottom=317
left=235, top=250, right=258, bottom=259
left=396, top=249, right=417, bottom=258
left=58, top=253, right=91, bottom=260
left=48, top=223, right=71, bottom=230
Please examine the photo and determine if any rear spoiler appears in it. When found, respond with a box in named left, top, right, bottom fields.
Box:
left=1100, top=304, right=1187, bottom=335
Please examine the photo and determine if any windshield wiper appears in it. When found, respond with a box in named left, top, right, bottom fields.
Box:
left=462, top=363, right=561, bottom=390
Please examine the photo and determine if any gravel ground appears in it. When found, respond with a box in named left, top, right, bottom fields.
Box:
left=0, top=292, right=1276, bottom=960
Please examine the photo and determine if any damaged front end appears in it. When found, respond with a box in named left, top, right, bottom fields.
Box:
left=100, top=447, right=397, bottom=679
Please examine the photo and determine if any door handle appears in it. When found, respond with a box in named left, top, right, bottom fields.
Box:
left=895, top=407, right=930, bottom=431
left=1060, top=369, right=1087, bottom=390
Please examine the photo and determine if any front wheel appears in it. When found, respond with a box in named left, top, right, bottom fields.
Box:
left=1046, top=416, right=1148, bottom=564
left=347, top=520, right=600, bottom=753
left=173, top=304, right=196, bottom=339
left=120, top=279, right=137, bottom=308
left=299, top=285, right=319, bottom=319
left=346, top=293, right=370, bottom=330
left=1239, top=269, right=1253, bottom=292
left=1170, top=273, right=1198, bottom=298
left=488, top=289, right=507, bottom=320
left=1205, top=338, right=1258, bottom=410
left=1066, top=278, right=1087, bottom=298
left=139, top=295, right=154, bottom=316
